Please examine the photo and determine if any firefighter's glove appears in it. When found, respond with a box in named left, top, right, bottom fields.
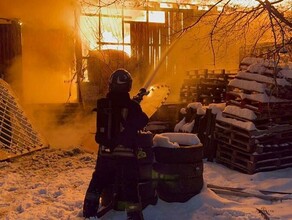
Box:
left=133, top=88, right=149, bottom=103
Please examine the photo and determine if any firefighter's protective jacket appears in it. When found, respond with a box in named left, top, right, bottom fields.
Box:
left=95, top=91, right=148, bottom=150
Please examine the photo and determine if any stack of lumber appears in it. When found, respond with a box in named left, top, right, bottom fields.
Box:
left=215, top=57, right=292, bottom=174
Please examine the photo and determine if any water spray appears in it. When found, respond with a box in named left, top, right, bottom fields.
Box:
left=143, top=36, right=183, bottom=90
left=133, top=35, right=183, bottom=104
left=141, top=0, right=223, bottom=91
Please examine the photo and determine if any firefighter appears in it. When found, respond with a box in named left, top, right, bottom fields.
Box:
left=83, top=68, right=149, bottom=220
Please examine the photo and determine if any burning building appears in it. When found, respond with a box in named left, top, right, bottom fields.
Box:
left=0, top=0, right=248, bottom=108
left=0, top=0, right=291, bottom=154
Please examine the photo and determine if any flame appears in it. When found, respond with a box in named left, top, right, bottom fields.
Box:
left=198, top=5, right=210, bottom=10
left=160, top=3, right=174, bottom=8
left=80, top=7, right=165, bottom=57
left=80, top=16, right=99, bottom=50
left=158, top=0, right=291, bottom=8
left=80, top=0, right=290, bottom=57
left=221, top=0, right=290, bottom=8
left=102, top=31, right=119, bottom=43
left=149, top=11, right=165, bottom=23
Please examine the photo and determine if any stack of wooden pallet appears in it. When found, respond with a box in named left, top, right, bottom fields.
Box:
left=180, top=69, right=235, bottom=104
left=215, top=57, right=292, bottom=174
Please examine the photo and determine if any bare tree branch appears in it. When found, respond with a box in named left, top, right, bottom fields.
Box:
left=182, top=0, right=225, bottom=34
left=256, top=0, right=292, bottom=28
left=210, top=0, right=232, bottom=65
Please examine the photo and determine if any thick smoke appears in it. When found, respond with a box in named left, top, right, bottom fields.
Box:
left=0, top=0, right=89, bottom=150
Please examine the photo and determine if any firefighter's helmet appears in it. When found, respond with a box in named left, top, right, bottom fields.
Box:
left=109, top=69, right=132, bottom=92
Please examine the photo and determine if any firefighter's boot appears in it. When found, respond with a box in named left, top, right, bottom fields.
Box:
left=83, top=191, right=100, bottom=218
left=126, top=203, right=144, bottom=220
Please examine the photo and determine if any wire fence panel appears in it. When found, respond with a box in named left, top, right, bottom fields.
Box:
left=0, top=79, right=48, bottom=161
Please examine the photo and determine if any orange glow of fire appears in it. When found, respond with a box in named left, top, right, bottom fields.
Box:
left=160, top=0, right=290, bottom=8
left=228, top=0, right=260, bottom=7
left=80, top=0, right=290, bottom=57
left=80, top=16, right=98, bottom=50
left=80, top=7, right=165, bottom=57
left=220, top=0, right=290, bottom=8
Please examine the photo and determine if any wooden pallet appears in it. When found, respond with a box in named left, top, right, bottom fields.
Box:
left=180, top=69, right=235, bottom=103
left=216, top=142, right=292, bottom=174
left=256, top=142, right=292, bottom=153
left=222, top=111, right=292, bottom=127
left=226, top=91, right=292, bottom=114
left=182, top=78, right=200, bottom=85
left=215, top=131, right=271, bottom=153
left=215, top=119, right=264, bottom=136
left=215, top=120, right=292, bottom=152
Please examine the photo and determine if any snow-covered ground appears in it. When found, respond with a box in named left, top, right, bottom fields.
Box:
left=1, top=57, right=292, bottom=219
left=0, top=146, right=292, bottom=220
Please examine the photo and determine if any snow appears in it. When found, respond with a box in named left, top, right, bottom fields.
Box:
left=229, top=91, right=288, bottom=103
left=176, top=101, right=258, bottom=133
left=174, top=102, right=222, bottom=133
left=174, top=118, right=195, bottom=133
left=233, top=57, right=292, bottom=103
left=1, top=97, right=292, bottom=219
left=229, top=78, right=266, bottom=93
left=153, top=134, right=180, bottom=148
left=241, top=57, right=265, bottom=66
left=187, top=102, right=206, bottom=115
left=216, top=112, right=256, bottom=131
left=1, top=55, right=292, bottom=219
left=208, top=103, right=226, bottom=114
left=279, top=69, right=292, bottom=80
left=153, top=132, right=201, bottom=147
left=223, top=105, right=257, bottom=120
left=241, top=57, right=279, bottom=69
left=174, top=118, right=187, bottom=132
left=237, top=71, right=291, bottom=87
left=180, top=108, right=187, bottom=114
left=247, top=63, right=272, bottom=74
left=187, top=102, right=202, bottom=110
left=1, top=147, right=292, bottom=220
